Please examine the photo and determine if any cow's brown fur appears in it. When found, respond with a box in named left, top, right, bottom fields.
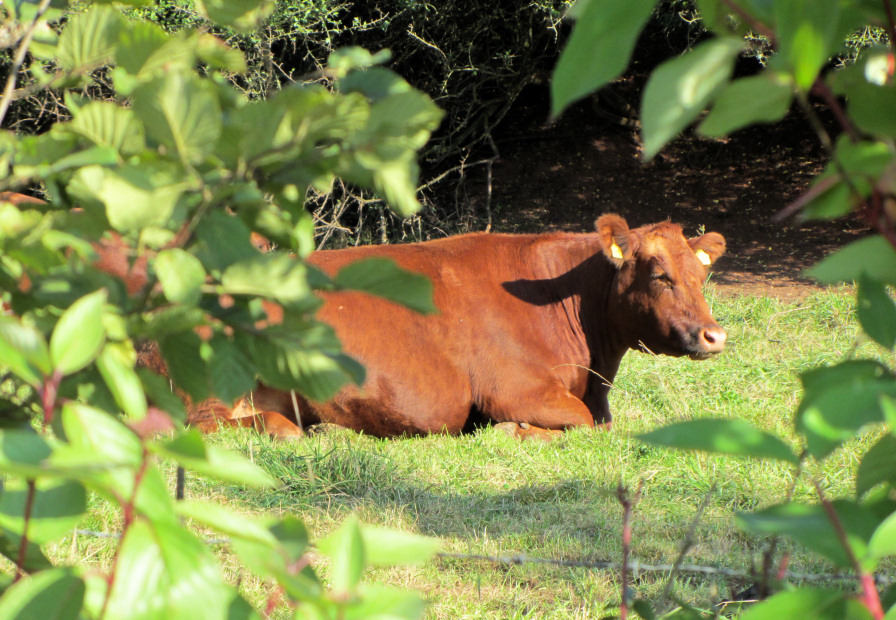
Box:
left=0, top=191, right=726, bottom=441
left=202, top=214, right=726, bottom=440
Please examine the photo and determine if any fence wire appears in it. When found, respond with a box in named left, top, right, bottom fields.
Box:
left=73, top=529, right=895, bottom=587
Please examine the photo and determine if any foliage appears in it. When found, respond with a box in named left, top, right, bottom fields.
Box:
left=553, top=0, right=896, bottom=618
left=0, top=0, right=441, bottom=618
left=65, top=289, right=870, bottom=618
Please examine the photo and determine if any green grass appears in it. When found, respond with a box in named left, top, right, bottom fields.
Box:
left=68, top=286, right=896, bottom=618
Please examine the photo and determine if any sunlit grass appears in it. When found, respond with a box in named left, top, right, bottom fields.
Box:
left=63, top=286, right=896, bottom=618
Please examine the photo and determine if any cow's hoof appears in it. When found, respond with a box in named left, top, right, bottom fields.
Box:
left=494, top=422, right=521, bottom=438
left=307, top=422, right=349, bottom=436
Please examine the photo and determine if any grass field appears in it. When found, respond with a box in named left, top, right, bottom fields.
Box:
left=67, top=286, right=895, bottom=618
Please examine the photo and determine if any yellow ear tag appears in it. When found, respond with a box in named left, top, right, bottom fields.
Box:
left=695, top=249, right=711, bottom=266
left=610, top=243, right=623, bottom=259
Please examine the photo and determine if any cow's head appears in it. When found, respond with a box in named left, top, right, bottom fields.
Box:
left=596, top=214, right=726, bottom=359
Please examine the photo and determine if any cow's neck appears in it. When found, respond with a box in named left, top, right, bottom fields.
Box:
left=525, top=234, right=629, bottom=417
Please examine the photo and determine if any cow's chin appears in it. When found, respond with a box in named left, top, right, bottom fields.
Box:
left=688, top=351, right=717, bottom=361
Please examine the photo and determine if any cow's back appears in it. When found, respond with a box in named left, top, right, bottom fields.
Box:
left=303, top=234, right=581, bottom=436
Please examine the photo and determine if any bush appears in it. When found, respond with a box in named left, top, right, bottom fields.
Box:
left=553, top=0, right=896, bottom=617
left=0, top=1, right=442, bottom=618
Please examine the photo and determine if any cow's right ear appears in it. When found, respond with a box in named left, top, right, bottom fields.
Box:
left=595, top=214, right=632, bottom=267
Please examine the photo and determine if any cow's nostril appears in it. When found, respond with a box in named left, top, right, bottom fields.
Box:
left=700, top=326, right=727, bottom=352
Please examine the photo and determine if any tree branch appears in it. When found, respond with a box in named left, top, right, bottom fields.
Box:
left=0, top=0, right=55, bottom=127
left=12, top=480, right=37, bottom=582
left=813, top=480, right=884, bottom=620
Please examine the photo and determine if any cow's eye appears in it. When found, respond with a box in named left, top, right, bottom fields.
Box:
left=651, top=272, right=673, bottom=286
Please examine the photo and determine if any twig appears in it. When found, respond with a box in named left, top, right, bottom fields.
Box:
left=175, top=467, right=186, bottom=501
left=659, top=485, right=715, bottom=610
left=407, top=25, right=450, bottom=65
left=98, top=449, right=151, bottom=620
left=719, top=0, right=775, bottom=40
left=13, top=480, right=37, bottom=581
left=0, top=0, right=55, bottom=127
left=774, top=175, right=840, bottom=222
left=484, top=134, right=498, bottom=232
left=884, top=0, right=896, bottom=57
left=617, top=482, right=644, bottom=620
left=813, top=480, right=884, bottom=619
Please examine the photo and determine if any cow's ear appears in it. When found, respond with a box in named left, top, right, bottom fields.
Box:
left=688, top=232, right=726, bottom=266
left=595, top=214, right=632, bottom=267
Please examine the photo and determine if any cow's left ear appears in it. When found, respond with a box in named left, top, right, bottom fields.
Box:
left=595, top=214, right=633, bottom=267
left=688, top=232, right=726, bottom=266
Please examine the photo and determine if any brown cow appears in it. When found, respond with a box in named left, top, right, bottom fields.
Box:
left=1, top=192, right=726, bottom=440
left=190, top=214, right=726, bottom=440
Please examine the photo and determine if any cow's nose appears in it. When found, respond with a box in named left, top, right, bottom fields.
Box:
left=699, top=325, right=727, bottom=353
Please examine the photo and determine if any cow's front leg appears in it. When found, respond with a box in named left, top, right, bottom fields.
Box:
left=494, top=421, right=563, bottom=441
left=490, top=383, right=596, bottom=440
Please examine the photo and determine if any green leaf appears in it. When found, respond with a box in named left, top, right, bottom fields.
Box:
left=0, top=430, right=53, bottom=478
left=637, top=418, right=799, bottom=463
left=0, top=317, right=50, bottom=385
left=739, top=588, right=872, bottom=620
left=197, top=34, right=247, bottom=74
left=803, top=140, right=896, bottom=221
left=138, top=368, right=187, bottom=423
left=330, top=47, right=392, bottom=76
left=50, top=289, right=107, bottom=375
left=158, top=332, right=211, bottom=402
left=250, top=336, right=361, bottom=402
left=844, top=82, right=896, bottom=139
left=698, top=73, right=793, bottom=136
left=116, top=22, right=195, bottom=82
left=737, top=500, right=879, bottom=569
left=796, top=361, right=896, bottom=458
left=857, top=433, right=896, bottom=496
left=550, top=0, right=656, bottom=117
left=103, top=520, right=228, bottom=620
left=131, top=72, right=222, bottom=164
left=154, top=431, right=277, bottom=488
left=223, top=591, right=263, bottom=620
left=221, top=254, right=310, bottom=303
left=68, top=101, right=145, bottom=156
left=802, top=178, right=852, bottom=221
left=361, top=526, right=439, bottom=567
left=96, top=343, right=148, bottom=419
left=176, top=500, right=278, bottom=546
left=0, top=480, right=86, bottom=544
left=193, top=212, right=259, bottom=272
left=807, top=236, right=896, bottom=286
left=0, top=529, right=53, bottom=573
left=641, top=37, right=742, bottom=160
left=60, top=402, right=142, bottom=468
left=774, top=0, right=841, bottom=91
left=343, top=585, right=427, bottom=620
left=207, top=335, right=256, bottom=405
left=857, top=275, right=896, bottom=349
left=70, top=164, right=187, bottom=233
left=55, top=6, right=121, bottom=72
left=155, top=249, right=206, bottom=306
left=318, top=516, right=365, bottom=595
left=869, top=511, right=896, bottom=561
left=194, top=0, right=275, bottom=33
left=0, top=568, right=85, bottom=620
left=230, top=516, right=321, bottom=602
left=371, top=159, right=422, bottom=217
left=334, top=258, right=436, bottom=315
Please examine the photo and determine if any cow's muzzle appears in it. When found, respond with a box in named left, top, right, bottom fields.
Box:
left=688, top=325, right=727, bottom=360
